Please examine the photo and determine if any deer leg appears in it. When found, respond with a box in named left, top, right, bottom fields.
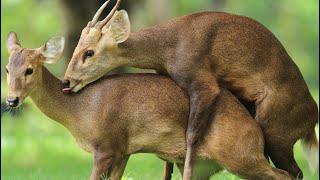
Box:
left=185, top=78, right=219, bottom=180
left=163, top=162, right=174, bottom=180
left=234, top=157, right=293, bottom=180
left=255, top=95, right=305, bottom=179
left=90, top=151, right=114, bottom=180
left=169, top=68, right=220, bottom=180
left=205, top=124, right=293, bottom=179
left=265, top=136, right=302, bottom=179
left=108, top=155, right=130, bottom=180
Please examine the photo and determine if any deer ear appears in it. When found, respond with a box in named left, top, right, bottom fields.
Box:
left=7, top=31, right=21, bottom=53
left=40, top=37, right=65, bottom=64
left=103, top=10, right=130, bottom=43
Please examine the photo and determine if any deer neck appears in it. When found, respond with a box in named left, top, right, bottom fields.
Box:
left=118, top=27, right=172, bottom=72
left=30, top=67, right=78, bottom=128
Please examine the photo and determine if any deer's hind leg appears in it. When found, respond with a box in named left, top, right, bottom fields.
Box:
left=254, top=94, right=313, bottom=179
left=202, top=109, right=293, bottom=179
left=207, top=137, right=293, bottom=180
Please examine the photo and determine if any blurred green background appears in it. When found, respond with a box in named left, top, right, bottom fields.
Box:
left=1, top=0, right=319, bottom=179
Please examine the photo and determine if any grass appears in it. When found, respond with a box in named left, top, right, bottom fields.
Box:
left=1, top=94, right=319, bottom=180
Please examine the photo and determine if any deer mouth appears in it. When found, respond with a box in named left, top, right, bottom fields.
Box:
left=71, top=82, right=84, bottom=93
left=62, top=81, right=81, bottom=94
left=62, top=87, right=73, bottom=94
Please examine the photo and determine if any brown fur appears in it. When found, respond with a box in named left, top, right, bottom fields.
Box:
left=6, top=43, right=293, bottom=179
left=64, top=11, right=319, bottom=178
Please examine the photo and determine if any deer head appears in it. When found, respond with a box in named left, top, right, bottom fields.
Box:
left=5, top=32, right=64, bottom=107
left=63, top=0, right=131, bottom=93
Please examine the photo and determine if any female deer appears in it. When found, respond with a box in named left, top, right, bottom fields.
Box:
left=5, top=32, right=296, bottom=180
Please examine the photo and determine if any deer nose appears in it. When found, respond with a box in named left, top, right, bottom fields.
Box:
left=62, top=79, right=72, bottom=94
left=62, top=80, right=70, bottom=88
left=7, top=97, right=19, bottom=108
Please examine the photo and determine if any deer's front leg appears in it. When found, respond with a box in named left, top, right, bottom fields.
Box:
left=108, top=155, right=130, bottom=180
left=90, top=151, right=114, bottom=180
left=163, top=162, right=174, bottom=180
left=169, top=67, right=220, bottom=180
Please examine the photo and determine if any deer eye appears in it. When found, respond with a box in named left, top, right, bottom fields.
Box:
left=84, top=50, right=94, bottom=58
left=25, top=68, right=33, bottom=76
left=6, top=67, right=8, bottom=74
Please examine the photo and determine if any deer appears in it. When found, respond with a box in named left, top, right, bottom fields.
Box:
left=62, top=1, right=319, bottom=179
left=5, top=32, right=296, bottom=180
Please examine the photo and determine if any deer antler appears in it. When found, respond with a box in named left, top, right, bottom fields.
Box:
left=95, top=0, right=122, bottom=29
left=88, top=0, right=111, bottom=27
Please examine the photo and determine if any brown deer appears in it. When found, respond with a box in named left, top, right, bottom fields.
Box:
left=63, top=1, right=319, bottom=179
left=6, top=32, right=295, bottom=180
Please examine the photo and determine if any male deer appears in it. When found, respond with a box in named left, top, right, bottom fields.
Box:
left=6, top=32, right=295, bottom=180
left=63, top=1, right=319, bottom=178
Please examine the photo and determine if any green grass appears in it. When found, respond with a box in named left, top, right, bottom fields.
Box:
left=1, top=96, right=319, bottom=180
